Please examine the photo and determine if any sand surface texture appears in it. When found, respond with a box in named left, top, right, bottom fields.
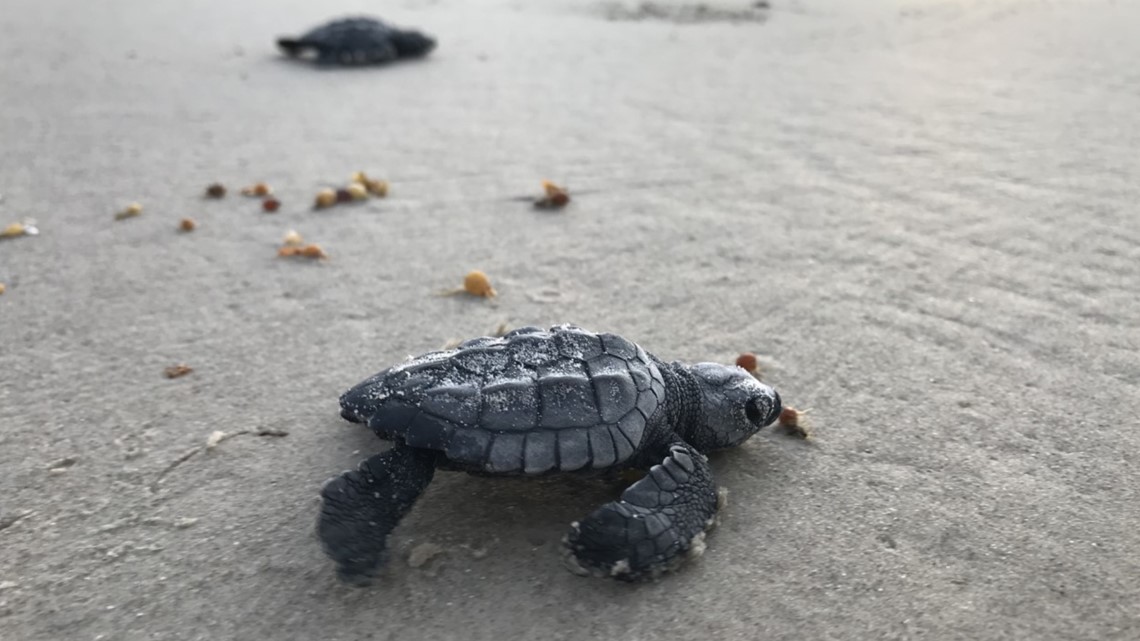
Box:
left=1, top=0, right=1138, bottom=639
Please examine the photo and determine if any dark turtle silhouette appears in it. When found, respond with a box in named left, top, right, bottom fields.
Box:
left=320, top=324, right=782, bottom=583
left=277, top=17, right=436, bottom=66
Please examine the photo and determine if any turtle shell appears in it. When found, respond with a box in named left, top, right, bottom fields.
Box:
left=340, top=325, right=667, bottom=474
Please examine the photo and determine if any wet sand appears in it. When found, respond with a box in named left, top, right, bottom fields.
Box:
left=1, top=0, right=1138, bottom=639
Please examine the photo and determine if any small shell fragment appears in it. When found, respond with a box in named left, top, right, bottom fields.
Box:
left=179, top=218, right=197, bottom=232
left=314, top=189, right=337, bottom=209
left=346, top=183, right=368, bottom=201
left=241, top=183, right=271, bottom=197
left=364, top=178, right=389, bottom=197
left=1, top=220, right=39, bottom=239
left=283, top=230, right=303, bottom=246
left=206, top=431, right=226, bottom=450
left=164, top=364, right=194, bottom=379
left=0, top=283, right=5, bottom=295
left=262, top=198, right=281, bottom=213
left=115, top=203, right=143, bottom=220
left=205, top=183, right=227, bottom=199
left=534, top=181, right=570, bottom=209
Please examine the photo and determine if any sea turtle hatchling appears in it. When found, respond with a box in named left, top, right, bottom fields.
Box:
left=320, top=324, right=782, bottom=583
left=277, top=17, right=436, bottom=66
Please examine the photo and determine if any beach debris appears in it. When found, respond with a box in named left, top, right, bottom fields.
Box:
left=114, top=203, right=143, bottom=220
left=0, top=283, right=5, bottom=296
left=352, top=171, right=390, bottom=197
left=256, top=428, right=290, bottom=437
left=278, top=244, right=328, bottom=260
left=241, top=183, right=271, bottom=197
left=441, top=270, right=496, bottom=298
left=407, top=542, right=446, bottom=568
left=346, top=183, right=368, bottom=201
left=534, top=180, right=570, bottom=209
left=314, top=188, right=338, bottom=209
left=262, top=198, right=281, bottom=213
left=777, top=406, right=811, bottom=439
left=277, top=17, right=436, bottom=67
left=179, top=218, right=197, bottom=232
left=47, top=456, right=79, bottom=473
left=335, top=188, right=353, bottom=204
left=735, top=352, right=762, bottom=379
left=206, top=431, right=227, bottom=450
left=283, top=230, right=304, bottom=247
left=164, top=364, right=194, bottom=379
left=0, top=219, right=39, bottom=239
left=205, top=183, right=227, bottom=199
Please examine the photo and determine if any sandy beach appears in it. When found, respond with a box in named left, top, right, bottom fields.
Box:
left=1, top=0, right=1138, bottom=639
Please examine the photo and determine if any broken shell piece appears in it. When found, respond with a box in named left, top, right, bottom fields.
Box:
left=363, top=178, right=389, bottom=197
left=164, top=364, right=193, bottom=379
left=350, top=171, right=367, bottom=184
left=346, top=183, right=368, bottom=201
left=0, top=220, right=39, bottom=239
left=205, top=183, right=226, bottom=198
left=241, top=183, right=271, bottom=197
left=314, top=189, right=337, bottom=209
left=205, top=431, right=226, bottom=450
left=283, top=230, right=303, bottom=246
left=114, top=203, right=143, bottom=220
left=534, top=180, right=570, bottom=209
left=179, top=218, right=197, bottom=232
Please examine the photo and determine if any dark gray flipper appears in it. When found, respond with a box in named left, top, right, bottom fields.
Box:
left=318, top=445, right=438, bottom=585
left=561, top=441, right=719, bottom=581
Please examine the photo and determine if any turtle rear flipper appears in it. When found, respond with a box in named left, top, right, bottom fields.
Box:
left=277, top=38, right=310, bottom=57
left=318, top=445, right=439, bottom=584
left=562, top=441, right=719, bottom=581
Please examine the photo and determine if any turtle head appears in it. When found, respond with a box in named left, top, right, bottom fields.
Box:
left=390, top=30, right=436, bottom=57
left=681, top=362, right=781, bottom=451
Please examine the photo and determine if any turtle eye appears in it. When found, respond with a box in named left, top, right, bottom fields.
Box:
left=745, top=398, right=763, bottom=424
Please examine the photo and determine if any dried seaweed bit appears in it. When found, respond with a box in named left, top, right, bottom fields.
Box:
left=164, top=364, right=193, bottom=379
left=262, top=198, right=281, bottom=213
left=283, top=230, right=303, bottom=246
left=205, top=183, right=227, bottom=199
left=0, top=220, right=39, bottom=239
left=534, top=180, right=571, bottom=209
left=179, top=218, right=197, bottom=232
left=114, top=203, right=143, bottom=220
left=314, top=189, right=337, bottom=209
left=241, top=183, right=271, bottom=197
left=278, top=244, right=328, bottom=260
left=777, top=406, right=812, bottom=440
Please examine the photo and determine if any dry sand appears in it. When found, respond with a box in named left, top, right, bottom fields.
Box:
left=1, top=0, right=1139, bottom=639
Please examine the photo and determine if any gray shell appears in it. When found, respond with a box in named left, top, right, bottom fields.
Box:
left=340, top=325, right=667, bottom=474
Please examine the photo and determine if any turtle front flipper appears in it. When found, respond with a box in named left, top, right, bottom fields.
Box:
left=318, top=445, right=439, bottom=585
left=276, top=38, right=308, bottom=57
left=561, top=440, right=720, bottom=581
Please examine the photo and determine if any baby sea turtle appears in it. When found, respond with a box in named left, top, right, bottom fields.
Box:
left=277, top=17, right=436, bottom=66
left=320, top=324, right=782, bottom=583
